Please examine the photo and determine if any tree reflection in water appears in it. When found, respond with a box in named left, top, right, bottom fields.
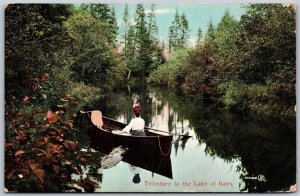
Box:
left=150, top=86, right=296, bottom=192
left=66, top=146, right=127, bottom=192
left=76, top=84, right=295, bottom=192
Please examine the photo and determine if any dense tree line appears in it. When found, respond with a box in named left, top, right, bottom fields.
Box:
left=148, top=4, right=296, bottom=118
left=6, top=3, right=295, bottom=122
left=121, top=4, right=165, bottom=79
left=5, top=3, right=167, bottom=105
left=5, top=4, right=126, bottom=106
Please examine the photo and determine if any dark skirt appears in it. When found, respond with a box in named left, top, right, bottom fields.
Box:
left=130, top=130, right=146, bottom=136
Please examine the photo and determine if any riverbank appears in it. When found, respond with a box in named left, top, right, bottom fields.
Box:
left=148, top=4, right=295, bottom=120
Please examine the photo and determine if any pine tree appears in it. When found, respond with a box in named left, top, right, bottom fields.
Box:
left=196, top=27, right=203, bottom=47
left=169, top=9, right=181, bottom=51
left=123, top=4, right=161, bottom=78
left=147, top=4, right=159, bottom=43
left=121, top=4, right=130, bottom=53
left=168, top=9, right=190, bottom=52
left=134, top=4, right=152, bottom=76
left=156, top=39, right=166, bottom=65
left=147, top=4, right=161, bottom=70
left=180, top=13, right=190, bottom=47
left=206, top=19, right=216, bottom=41
left=109, top=6, right=118, bottom=43
left=126, top=24, right=137, bottom=79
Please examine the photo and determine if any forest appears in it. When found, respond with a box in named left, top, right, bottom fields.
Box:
left=5, top=3, right=295, bottom=192
left=149, top=4, right=296, bottom=118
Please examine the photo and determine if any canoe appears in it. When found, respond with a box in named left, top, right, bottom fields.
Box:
left=86, top=111, right=173, bottom=157
left=85, top=110, right=173, bottom=179
left=88, top=128, right=173, bottom=179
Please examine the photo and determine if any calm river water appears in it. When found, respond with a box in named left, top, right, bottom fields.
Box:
left=75, top=85, right=296, bottom=192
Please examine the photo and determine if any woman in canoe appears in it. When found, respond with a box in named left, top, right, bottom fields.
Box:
left=117, top=105, right=146, bottom=136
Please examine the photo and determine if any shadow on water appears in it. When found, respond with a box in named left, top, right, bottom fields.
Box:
left=150, top=86, right=296, bottom=192
left=74, top=83, right=296, bottom=192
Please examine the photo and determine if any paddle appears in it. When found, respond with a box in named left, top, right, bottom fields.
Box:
left=145, top=127, right=192, bottom=139
left=80, top=110, right=193, bottom=139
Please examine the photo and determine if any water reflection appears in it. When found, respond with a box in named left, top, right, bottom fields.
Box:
left=130, top=165, right=142, bottom=184
left=66, top=146, right=127, bottom=192
left=75, top=84, right=295, bottom=192
left=88, top=127, right=173, bottom=179
left=66, top=149, right=105, bottom=192
left=100, top=146, right=127, bottom=169
left=149, top=86, right=296, bottom=192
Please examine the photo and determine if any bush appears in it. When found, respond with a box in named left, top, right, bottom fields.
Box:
left=221, top=82, right=267, bottom=107
left=69, top=82, right=101, bottom=103
left=148, top=49, right=191, bottom=87
left=219, top=81, right=295, bottom=118
left=106, top=54, right=128, bottom=88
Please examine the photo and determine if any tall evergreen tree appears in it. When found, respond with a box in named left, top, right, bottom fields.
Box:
left=206, top=19, right=216, bottom=41
left=123, top=4, right=162, bottom=78
left=109, top=6, right=118, bottom=43
left=81, top=4, right=110, bottom=21
left=134, top=4, right=152, bottom=76
left=147, top=4, right=161, bottom=70
left=147, top=4, right=159, bottom=43
left=168, top=9, right=181, bottom=51
left=121, top=4, right=130, bottom=53
left=180, top=13, right=190, bottom=47
left=168, top=9, right=190, bottom=52
left=196, top=27, right=203, bottom=47
left=126, top=24, right=139, bottom=79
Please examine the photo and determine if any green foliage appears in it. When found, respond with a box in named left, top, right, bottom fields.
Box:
left=196, top=27, right=203, bottom=47
left=147, top=4, right=164, bottom=71
left=64, top=12, right=120, bottom=85
left=134, top=4, right=152, bottom=75
left=237, top=4, right=296, bottom=84
left=121, top=4, right=131, bottom=68
left=5, top=5, right=121, bottom=192
left=69, top=82, right=101, bottom=103
left=5, top=83, right=82, bottom=192
left=148, top=49, right=191, bottom=87
left=169, top=10, right=191, bottom=51
left=183, top=40, right=220, bottom=97
left=220, top=81, right=267, bottom=109
left=80, top=4, right=118, bottom=43
left=233, top=4, right=295, bottom=117
left=150, top=4, right=295, bottom=118
left=121, top=4, right=129, bottom=45
left=37, top=57, right=102, bottom=107
left=213, top=10, right=240, bottom=80
left=205, top=20, right=216, bottom=42
left=180, top=14, right=190, bottom=43
left=122, top=4, right=162, bottom=78
left=5, top=93, right=104, bottom=192
left=38, top=66, right=72, bottom=103
left=5, top=4, right=73, bottom=101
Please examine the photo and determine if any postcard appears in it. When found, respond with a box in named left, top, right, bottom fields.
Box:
left=4, top=3, right=296, bottom=193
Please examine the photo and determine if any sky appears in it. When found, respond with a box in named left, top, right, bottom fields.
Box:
left=111, top=4, right=246, bottom=47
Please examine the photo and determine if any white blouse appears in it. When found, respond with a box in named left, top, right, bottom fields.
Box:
left=122, top=117, right=145, bottom=133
